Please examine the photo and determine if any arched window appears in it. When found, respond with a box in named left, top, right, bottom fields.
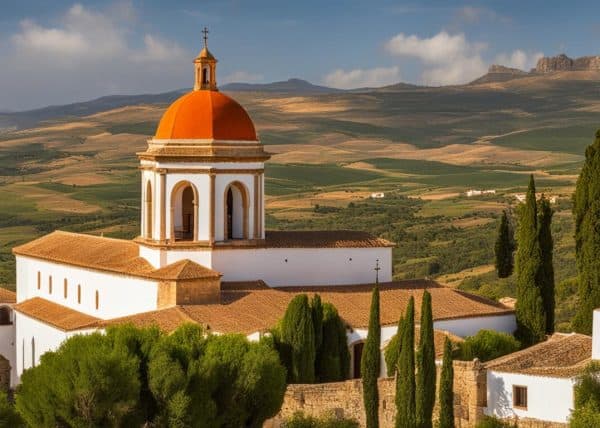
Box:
left=171, top=182, right=197, bottom=242
left=31, top=338, right=35, bottom=368
left=145, top=180, right=153, bottom=239
left=37, top=271, right=41, bottom=290
left=202, top=67, right=208, bottom=84
left=77, top=285, right=81, bottom=304
left=48, top=275, right=52, bottom=294
left=64, top=279, right=68, bottom=299
left=95, top=290, right=99, bottom=310
left=224, top=182, right=249, bottom=240
left=0, top=306, right=11, bottom=325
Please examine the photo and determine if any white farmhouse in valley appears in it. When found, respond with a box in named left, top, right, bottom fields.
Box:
left=5, top=37, right=517, bottom=386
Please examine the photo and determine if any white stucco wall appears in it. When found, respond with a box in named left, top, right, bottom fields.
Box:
left=0, top=307, right=16, bottom=386
left=486, top=370, right=574, bottom=423
left=433, top=313, right=516, bottom=338
left=15, top=312, right=96, bottom=382
left=16, top=256, right=159, bottom=319
left=211, top=247, right=392, bottom=286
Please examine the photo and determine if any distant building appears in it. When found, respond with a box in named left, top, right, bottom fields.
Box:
left=514, top=194, right=558, bottom=204
left=466, top=189, right=496, bottom=197
left=370, top=192, right=385, bottom=199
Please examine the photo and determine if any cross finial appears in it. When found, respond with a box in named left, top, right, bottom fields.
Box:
left=202, top=27, right=209, bottom=48
left=374, top=259, right=381, bottom=284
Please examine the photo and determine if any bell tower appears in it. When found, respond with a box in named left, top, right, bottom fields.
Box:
left=194, top=27, right=218, bottom=91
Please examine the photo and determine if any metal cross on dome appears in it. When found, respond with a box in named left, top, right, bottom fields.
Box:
left=202, top=27, right=209, bottom=48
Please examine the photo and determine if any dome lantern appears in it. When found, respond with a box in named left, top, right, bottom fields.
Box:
left=194, top=27, right=218, bottom=91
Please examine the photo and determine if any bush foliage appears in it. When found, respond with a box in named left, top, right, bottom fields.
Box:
left=457, top=330, right=520, bottom=362
left=283, top=411, right=359, bottom=428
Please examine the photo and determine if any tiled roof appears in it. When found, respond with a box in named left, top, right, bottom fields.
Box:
left=12, top=231, right=220, bottom=281
left=264, top=230, right=394, bottom=248
left=101, top=280, right=513, bottom=335
left=13, top=297, right=99, bottom=331
left=485, top=333, right=592, bottom=378
left=0, top=288, right=16, bottom=304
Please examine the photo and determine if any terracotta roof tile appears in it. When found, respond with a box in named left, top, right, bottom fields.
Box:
left=0, top=288, right=16, bottom=304
left=102, top=280, right=513, bottom=335
left=485, top=333, right=592, bottom=378
left=265, top=230, right=394, bottom=248
left=13, top=297, right=99, bottom=331
left=13, top=231, right=220, bottom=281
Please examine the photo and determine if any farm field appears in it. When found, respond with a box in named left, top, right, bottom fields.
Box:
left=1, top=72, right=598, bottom=331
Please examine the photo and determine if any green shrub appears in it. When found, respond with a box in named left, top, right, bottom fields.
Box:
left=570, top=403, right=600, bottom=428
left=458, top=330, right=520, bottom=362
left=475, top=415, right=516, bottom=428
left=283, top=411, right=359, bottom=428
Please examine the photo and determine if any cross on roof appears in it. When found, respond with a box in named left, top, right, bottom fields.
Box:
left=374, top=259, right=381, bottom=284
left=202, top=27, right=209, bottom=48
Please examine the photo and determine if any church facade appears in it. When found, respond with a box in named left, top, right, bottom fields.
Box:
left=7, top=38, right=516, bottom=386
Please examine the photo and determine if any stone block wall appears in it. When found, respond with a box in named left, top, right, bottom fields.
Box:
left=267, top=360, right=486, bottom=428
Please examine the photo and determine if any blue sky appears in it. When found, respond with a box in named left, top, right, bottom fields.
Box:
left=1, top=0, right=600, bottom=110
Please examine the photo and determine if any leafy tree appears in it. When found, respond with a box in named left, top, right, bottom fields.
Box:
left=283, top=411, right=359, bottom=428
left=515, top=175, right=546, bottom=345
left=384, top=313, right=404, bottom=377
left=571, top=362, right=600, bottom=427
left=361, top=286, right=380, bottom=428
left=438, top=337, right=454, bottom=428
left=281, top=294, right=316, bottom=383
left=395, top=296, right=416, bottom=428
left=317, top=303, right=350, bottom=382
left=0, top=392, right=25, bottom=428
left=495, top=210, right=514, bottom=278
left=573, top=131, right=600, bottom=333
left=416, top=291, right=435, bottom=428
left=16, top=332, right=141, bottom=427
left=537, top=196, right=555, bottom=334
left=457, top=330, right=520, bottom=362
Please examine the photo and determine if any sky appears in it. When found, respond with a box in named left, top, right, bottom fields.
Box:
left=1, top=0, right=600, bottom=111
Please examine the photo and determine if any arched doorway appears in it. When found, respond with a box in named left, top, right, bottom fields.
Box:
left=224, top=182, right=248, bottom=240
left=171, top=182, right=198, bottom=241
left=352, top=341, right=364, bottom=379
left=145, top=181, right=153, bottom=239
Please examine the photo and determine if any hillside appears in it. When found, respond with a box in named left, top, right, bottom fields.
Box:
left=1, top=69, right=599, bottom=330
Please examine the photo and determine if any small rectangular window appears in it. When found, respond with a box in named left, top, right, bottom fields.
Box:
left=64, top=279, right=68, bottom=299
left=37, top=271, right=41, bottom=290
left=77, top=285, right=81, bottom=304
left=513, top=385, right=528, bottom=409
left=95, top=290, right=99, bottom=310
left=48, top=276, right=52, bottom=294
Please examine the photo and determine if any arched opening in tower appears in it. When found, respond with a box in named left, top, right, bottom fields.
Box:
left=171, top=182, right=197, bottom=242
left=225, top=183, right=247, bottom=240
left=181, top=186, right=195, bottom=240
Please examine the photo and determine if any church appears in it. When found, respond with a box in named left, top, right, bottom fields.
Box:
left=3, top=35, right=516, bottom=387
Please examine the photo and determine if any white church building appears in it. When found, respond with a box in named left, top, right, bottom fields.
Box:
left=5, top=38, right=517, bottom=386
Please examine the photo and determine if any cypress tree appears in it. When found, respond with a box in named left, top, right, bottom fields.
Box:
left=495, top=210, right=514, bottom=278
left=317, top=303, right=350, bottom=382
left=395, top=296, right=416, bottom=428
left=573, top=130, right=600, bottom=334
left=438, top=337, right=454, bottom=428
left=385, top=313, right=405, bottom=377
left=362, top=286, right=381, bottom=428
left=280, top=294, right=316, bottom=383
left=515, top=175, right=546, bottom=345
left=416, top=291, right=435, bottom=428
left=311, top=294, right=324, bottom=364
left=538, top=196, right=555, bottom=334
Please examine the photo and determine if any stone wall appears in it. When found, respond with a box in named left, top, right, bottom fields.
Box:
left=267, top=360, right=486, bottom=428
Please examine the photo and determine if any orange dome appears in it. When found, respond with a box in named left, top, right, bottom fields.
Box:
left=155, top=91, right=257, bottom=141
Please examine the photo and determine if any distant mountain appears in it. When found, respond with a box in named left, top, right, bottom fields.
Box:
left=0, top=90, right=186, bottom=130
left=535, top=54, right=600, bottom=73
left=221, top=78, right=343, bottom=93
left=469, top=65, right=531, bottom=85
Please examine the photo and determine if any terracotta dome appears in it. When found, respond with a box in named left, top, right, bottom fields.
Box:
left=155, top=90, right=257, bottom=141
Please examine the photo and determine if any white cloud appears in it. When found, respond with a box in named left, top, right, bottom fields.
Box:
left=221, top=71, right=265, bottom=84
left=494, top=49, right=544, bottom=71
left=384, top=31, right=487, bottom=85
left=1, top=2, right=191, bottom=110
left=323, top=66, right=401, bottom=89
